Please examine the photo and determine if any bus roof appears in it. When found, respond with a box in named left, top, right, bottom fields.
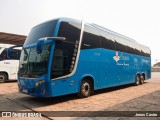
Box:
left=31, top=17, right=81, bottom=30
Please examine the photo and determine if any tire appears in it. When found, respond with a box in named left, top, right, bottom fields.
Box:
left=78, top=79, right=92, bottom=98
left=140, top=75, right=145, bottom=84
left=135, top=75, right=140, bottom=86
left=0, top=73, right=7, bottom=83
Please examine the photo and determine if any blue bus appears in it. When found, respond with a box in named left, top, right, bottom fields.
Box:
left=18, top=18, right=151, bottom=98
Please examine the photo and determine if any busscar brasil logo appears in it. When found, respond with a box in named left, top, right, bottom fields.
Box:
left=113, top=51, right=120, bottom=62
left=113, top=51, right=129, bottom=66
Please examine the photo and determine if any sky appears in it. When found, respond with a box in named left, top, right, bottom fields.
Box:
left=0, top=0, right=160, bottom=65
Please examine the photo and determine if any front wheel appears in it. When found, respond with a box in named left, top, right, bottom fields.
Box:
left=0, top=73, right=7, bottom=83
left=78, top=80, right=92, bottom=98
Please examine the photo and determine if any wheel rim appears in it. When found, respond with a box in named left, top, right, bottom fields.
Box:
left=0, top=75, right=4, bottom=81
left=141, top=76, right=144, bottom=84
left=136, top=76, right=140, bottom=85
left=82, top=82, right=90, bottom=96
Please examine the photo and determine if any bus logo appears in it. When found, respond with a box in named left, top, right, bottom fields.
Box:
left=113, top=51, right=120, bottom=62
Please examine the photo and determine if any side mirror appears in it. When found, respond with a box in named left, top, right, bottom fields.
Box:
left=37, top=37, right=66, bottom=54
left=37, top=40, right=44, bottom=54
left=7, top=44, right=23, bottom=58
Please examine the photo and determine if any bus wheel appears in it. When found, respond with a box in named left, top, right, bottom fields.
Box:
left=0, top=73, right=7, bottom=83
left=135, top=75, right=140, bottom=86
left=140, top=75, right=145, bottom=84
left=78, top=79, right=92, bottom=98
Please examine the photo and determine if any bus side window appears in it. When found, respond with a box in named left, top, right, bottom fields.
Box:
left=81, top=25, right=100, bottom=50
left=115, top=37, right=127, bottom=52
left=51, top=21, right=81, bottom=79
left=0, top=49, right=7, bottom=60
left=0, top=48, right=21, bottom=61
left=10, top=49, right=21, bottom=60
left=100, top=31, right=115, bottom=50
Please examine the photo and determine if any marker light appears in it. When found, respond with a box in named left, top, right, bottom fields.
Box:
left=74, top=49, right=77, bottom=53
left=73, top=53, right=76, bottom=56
left=72, top=57, right=75, bottom=60
left=76, top=41, right=79, bottom=44
left=75, top=44, right=78, bottom=48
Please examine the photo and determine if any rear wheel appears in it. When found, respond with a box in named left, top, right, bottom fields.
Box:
left=135, top=75, right=140, bottom=86
left=78, top=79, right=92, bottom=98
left=0, top=73, right=7, bottom=83
left=140, top=75, right=145, bottom=84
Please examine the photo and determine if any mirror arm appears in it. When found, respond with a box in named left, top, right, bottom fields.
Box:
left=37, top=37, right=66, bottom=54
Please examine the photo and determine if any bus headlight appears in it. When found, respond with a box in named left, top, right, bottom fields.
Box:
left=35, top=80, right=45, bottom=87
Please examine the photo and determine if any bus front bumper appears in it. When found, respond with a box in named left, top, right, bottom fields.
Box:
left=18, top=78, right=51, bottom=97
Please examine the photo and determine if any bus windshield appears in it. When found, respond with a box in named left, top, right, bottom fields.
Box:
left=24, top=20, right=58, bottom=45
left=20, top=20, right=81, bottom=79
left=19, top=44, right=51, bottom=77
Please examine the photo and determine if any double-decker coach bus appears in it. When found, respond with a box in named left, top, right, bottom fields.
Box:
left=18, top=18, right=151, bottom=97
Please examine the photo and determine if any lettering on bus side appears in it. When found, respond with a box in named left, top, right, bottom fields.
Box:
left=113, top=51, right=129, bottom=66
left=4, top=61, right=10, bottom=64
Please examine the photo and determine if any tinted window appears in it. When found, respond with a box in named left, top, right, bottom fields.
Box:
left=125, top=41, right=150, bottom=56
left=127, top=42, right=140, bottom=55
left=134, top=44, right=141, bottom=55
left=141, top=46, right=146, bottom=56
left=10, top=49, right=21, bottom=60
left=57, top=21, right=81, bottom=43
left=25, top=20, right=58, bottom=45
left=100, top=30, right=150, bottom=57
left=51, top=42, right=75, bottom=79
left=0, top=48, right=21, bottom=60
left=146, top=48, right=151, bottom=57
left=81, top=24, right=150, bottom=57
left=115, top=36, right=127, bottom=52
left=81, top=25, right=100, bottom=49
left=51, top=21, right=81, bottom=79
left=126, top=40, right=135, bottom=54
left=0, top=49, right=7, bottom=60
left=100, top=31, right=115, bottom=50
left=141, top=46, right=150, bottom=57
